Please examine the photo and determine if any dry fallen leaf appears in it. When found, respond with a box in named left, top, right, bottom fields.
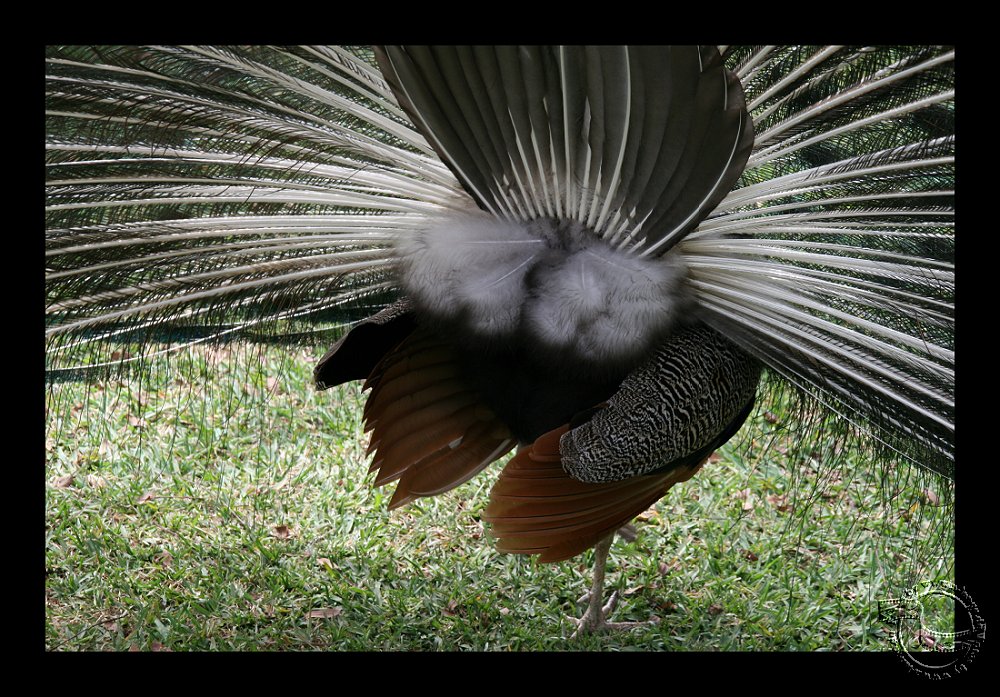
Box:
left=54, top=474, right=75, bottom=489
left=923, top=489, right=940, bottom=506
left=272, top=524, right=291, bottom=539
left=733, top=488, right=756, bottom=511
left=743, top=549, right=759, bottom=562
left=708, top=604, right=724, bottom=616
left=317, top=557, right=334, bottom=571
left=308, top=607, right=342, bottom=619
left=766, top=494, right=791, bottom=512
left=136, top=491, right=156, bottom=504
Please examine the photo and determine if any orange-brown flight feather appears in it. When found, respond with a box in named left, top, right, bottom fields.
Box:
left=360, top=328, right=516, bottom=509
left=484, top=423, right=707, bottom=562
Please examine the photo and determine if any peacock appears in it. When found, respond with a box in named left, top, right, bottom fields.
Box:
left=45, top=46, right=954, bottom=640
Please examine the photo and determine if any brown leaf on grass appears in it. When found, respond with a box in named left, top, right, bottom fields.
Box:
left=707, top=452, right=723, bottom=463
left=708, top=604, right=724, bottom=616
left=442, top=599, right=460, bottom=616
left=317, top=557, right=334, bottom=571
left=109, top=349, right=133, bottom=361
left=155, top=551, right=173, bottom=566
left=923, top=489, right=940, bottom=506
left=916, top=629, right=937, bottom=649
left=733, top=488, right=755, bottom=511
left=266, top=376, right=282, bottom=395
left=86, top=474, right=107, bottom=489
left=150, top=642, right=171, bottom=652
left=308, top=607, right=342, bottom=619
left=136, top=491, right=156, bottom=504
left=272, top=524, right=291, bottom=539
left=743, top=549, right=759, bottom=562
left=658, top=600, right=678, bottom=612
left=764, top=411, right=779, bottom=424
left=766, top=494, right=791, bottom=512
left=128, top=415, right=146, bottom=428
left=54, top=474, right=75, bottom=488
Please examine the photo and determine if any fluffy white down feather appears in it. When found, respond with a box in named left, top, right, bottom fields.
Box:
left=396, top=211, right=690, bottom=365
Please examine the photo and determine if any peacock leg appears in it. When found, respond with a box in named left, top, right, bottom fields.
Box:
left=568, top=532, right=659, bottom=638
left=574, top=525, right=637, bottom=605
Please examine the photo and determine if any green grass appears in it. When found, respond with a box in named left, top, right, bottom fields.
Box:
left=45, top=342, right=954, bottom=651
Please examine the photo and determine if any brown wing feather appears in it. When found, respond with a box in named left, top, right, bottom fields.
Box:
left=484, top=423, right=706, bottom=563
left=362, top=328, right=516, bottom=508
left=391, top=420, right=516, bottom=505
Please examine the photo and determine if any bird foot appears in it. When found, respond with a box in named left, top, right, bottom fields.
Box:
left=567, top=590, right=660, bottom=638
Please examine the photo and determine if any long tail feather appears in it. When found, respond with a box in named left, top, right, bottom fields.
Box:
left=46, top=46, right=468, bottom=375
left=692, top=46, right=954, bottom=476
left=46, top=47, right=954, bottom=478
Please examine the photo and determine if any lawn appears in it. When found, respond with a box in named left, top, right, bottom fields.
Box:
left=44, top=341, right=954, bottom=651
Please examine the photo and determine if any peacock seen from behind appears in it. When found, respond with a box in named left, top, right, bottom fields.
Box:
left=46, top=46, right=954, bottom=637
